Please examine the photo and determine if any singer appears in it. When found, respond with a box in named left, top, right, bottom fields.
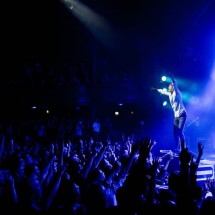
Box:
left=151, top=73, right=187, bottom=152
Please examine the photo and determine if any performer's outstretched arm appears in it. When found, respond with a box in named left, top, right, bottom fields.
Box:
left=151, top=86, right=169, bottom=96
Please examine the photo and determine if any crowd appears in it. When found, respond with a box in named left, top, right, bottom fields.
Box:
left=0, top=111, right=214, bottom=215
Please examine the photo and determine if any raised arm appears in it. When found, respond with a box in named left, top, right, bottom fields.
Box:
left=169, top=72, right=176, bottom=83
left=169, top=72, right=181, bottom=94
left=196, top=141, right=204, bottom=165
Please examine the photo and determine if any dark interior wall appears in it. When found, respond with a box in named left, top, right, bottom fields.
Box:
left=1, top=0, right=215, bottom=121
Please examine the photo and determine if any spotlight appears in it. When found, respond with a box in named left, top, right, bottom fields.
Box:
left=161, top=76, right=167, bottom=82
left=114, top=111, right=119, bottom=116
left=163, top=101, right=167, bottom=106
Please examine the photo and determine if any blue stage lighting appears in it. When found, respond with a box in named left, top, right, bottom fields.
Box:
left=161, top=76, right=167, bottom=82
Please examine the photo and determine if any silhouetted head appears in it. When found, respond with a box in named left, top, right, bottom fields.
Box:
left=168, top=83, right=174, bottom=93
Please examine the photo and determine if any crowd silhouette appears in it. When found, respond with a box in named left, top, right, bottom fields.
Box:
left=0, top=109, right=214, bottom=215
left=0, top=60, right=214, bottom=215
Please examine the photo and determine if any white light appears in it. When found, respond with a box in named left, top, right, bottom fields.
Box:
left=161, top=76, right=167, bottom=82
left=114, top=111, right=119, bottom=116
left=163, top=101, right=167, bottom=106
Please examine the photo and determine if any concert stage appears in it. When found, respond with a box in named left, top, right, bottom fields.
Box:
left=157, top=149, right=215, bottom=183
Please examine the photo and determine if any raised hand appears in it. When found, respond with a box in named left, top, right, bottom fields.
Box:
left=204, top=178, right=215, bottom=196
left=151, top=158, right=160, bottom=174
left=190, top=154, right=198, bottom=174
left=179, top=140, right=191, bottom=165
left=197, top=141, right=204, bottom=157
left=139, top=136, right=154, bottom=159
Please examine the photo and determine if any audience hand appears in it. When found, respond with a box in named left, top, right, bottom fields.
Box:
left=197, top=141, right=204, bottom=157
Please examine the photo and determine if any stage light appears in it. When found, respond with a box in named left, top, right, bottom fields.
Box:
left=163, top=101, right=167, bottom=106
left=161, top=76, right=167, bottom=82
left=62, top=0, right=120, bottom=57
left=114, top=111, right=119, bottom=116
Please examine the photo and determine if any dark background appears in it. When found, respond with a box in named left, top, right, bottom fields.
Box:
left=1, top=0, right=215, bottom=152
